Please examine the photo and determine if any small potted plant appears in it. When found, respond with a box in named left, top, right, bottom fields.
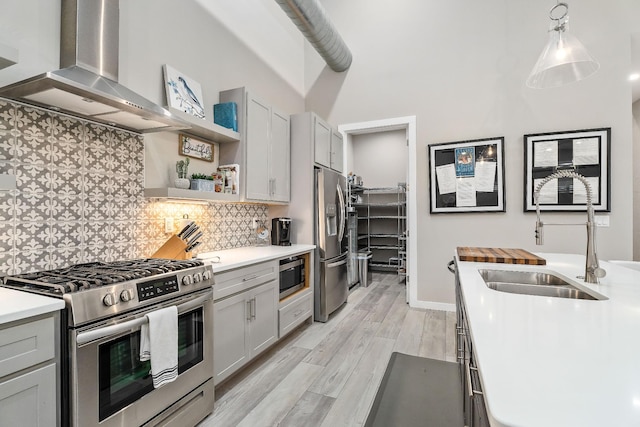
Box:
left=190, top=173, right=215, bottom=192
left=175, top=157, right=190, bottom=189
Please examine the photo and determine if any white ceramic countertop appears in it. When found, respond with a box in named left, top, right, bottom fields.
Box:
left=456, top=253, right=640, bottom=427
left=0, top=287, right=65, bottom=325
left=197, top=244, right=316, bottom=273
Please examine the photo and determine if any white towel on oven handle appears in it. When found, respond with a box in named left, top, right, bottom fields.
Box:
left=139, top=306, right=179, bottom=388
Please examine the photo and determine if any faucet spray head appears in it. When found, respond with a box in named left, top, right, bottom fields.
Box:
left=535, top=220, right=543, bottom=245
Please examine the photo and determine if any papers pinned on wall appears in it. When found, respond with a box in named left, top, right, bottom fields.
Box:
left=429, top=137, right=505, bottom=213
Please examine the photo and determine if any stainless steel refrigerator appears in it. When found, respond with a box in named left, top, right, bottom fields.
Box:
left=315, top=167, right=348, bottom=322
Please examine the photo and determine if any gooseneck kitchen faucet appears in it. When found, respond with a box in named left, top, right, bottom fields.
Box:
left=534, top=170, right=606, bottom=283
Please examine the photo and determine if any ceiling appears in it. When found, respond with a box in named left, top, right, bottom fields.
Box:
left=196, top=0, right=640, bottom=104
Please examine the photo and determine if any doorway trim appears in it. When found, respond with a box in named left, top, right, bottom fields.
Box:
left=338, top=116, right=420, bottom=308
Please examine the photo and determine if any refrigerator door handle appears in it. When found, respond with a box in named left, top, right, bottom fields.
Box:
left=337, top=182, right=345, bottom=242
left=327, top=257, right=348, bottom=268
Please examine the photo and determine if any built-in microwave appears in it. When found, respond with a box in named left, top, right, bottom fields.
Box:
left=279, top=256, right=305, bottom=299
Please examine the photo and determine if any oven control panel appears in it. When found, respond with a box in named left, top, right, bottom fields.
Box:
left=136, top=275, right=180, bottom=302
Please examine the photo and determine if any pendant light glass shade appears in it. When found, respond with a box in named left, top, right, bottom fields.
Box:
left=526, top=3, right=599, bottom=89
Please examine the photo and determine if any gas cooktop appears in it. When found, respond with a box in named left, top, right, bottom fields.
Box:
left=3, top=258, right=204, bottom=295
left=2, top=258, right=214, bottom=326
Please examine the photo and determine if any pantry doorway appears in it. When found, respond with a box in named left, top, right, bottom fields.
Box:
left=338, top=116, right=417, bottom=306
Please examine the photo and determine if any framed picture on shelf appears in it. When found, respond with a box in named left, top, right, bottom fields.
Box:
left=428, top=136, right=505, bottom=213
left=163, top=64, right=206, bottom=119
left=178, top=133, right=215, bottom=162
left=523, top=127, right=611, bottom=212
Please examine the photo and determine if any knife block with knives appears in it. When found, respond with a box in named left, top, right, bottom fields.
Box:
left=151, top=222, right=203, bottom=260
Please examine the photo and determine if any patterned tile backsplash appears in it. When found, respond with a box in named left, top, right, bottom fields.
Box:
left=0, top=99, right=267, bottom=275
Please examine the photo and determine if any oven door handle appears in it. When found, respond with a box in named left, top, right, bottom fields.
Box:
left=76, top=290, right=213, bottom=345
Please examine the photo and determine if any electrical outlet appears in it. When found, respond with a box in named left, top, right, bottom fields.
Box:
left=252, top=218, right=258, bottom=229
left=165, top=217, right=174, bottom=233
left=594, top=215, right=610, bottom=227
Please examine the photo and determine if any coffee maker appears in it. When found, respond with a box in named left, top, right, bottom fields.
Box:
left=271, top=218, right=292, bottom=246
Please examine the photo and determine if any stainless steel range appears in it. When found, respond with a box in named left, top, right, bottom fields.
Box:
left=2, top=258, right=215, bottom=427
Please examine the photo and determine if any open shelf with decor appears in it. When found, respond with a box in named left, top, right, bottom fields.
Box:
left=167, top=107, right=240, bottom=144
left=143, top=187, right=240, bottom=202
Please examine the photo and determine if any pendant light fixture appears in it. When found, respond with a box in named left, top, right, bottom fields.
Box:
left=526, top=2, right=599, bottom=89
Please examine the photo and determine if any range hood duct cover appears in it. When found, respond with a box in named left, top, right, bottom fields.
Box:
left=275, top=0, right=352, bottom=72
left=0, top=0, right=188, bottom=133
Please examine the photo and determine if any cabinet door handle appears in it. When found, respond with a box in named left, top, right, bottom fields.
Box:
left=251, top=298, right=256, bottom=320
left=466, top=361, right=484, bottom=396
left=246, top=300, right=252, bottom=321
left=465, top=361, right=474, bottom=398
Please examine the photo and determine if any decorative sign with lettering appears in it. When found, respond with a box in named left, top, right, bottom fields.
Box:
left=178, top=134, right=214, bottom=162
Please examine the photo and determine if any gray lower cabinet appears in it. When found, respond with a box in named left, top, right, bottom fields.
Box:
left=278, top=289, right=312, bottom=337
left=454, top=260, right=489, bottom=427
left=0, top=313, right=60, bottom=427
left=213, top=279, right=278, bottom=385
left=0, top=364, right=57, bottom=426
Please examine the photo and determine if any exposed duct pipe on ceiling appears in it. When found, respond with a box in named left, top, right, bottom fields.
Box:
left=275, top=0, right=352, bottom=72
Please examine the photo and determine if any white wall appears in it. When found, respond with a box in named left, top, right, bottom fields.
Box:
left=351, top=130, right=407, bottom=188
left=306, top=0, right=638, bottom=305
left=192, top=0, right=305, bottom=96
left=0, top=0, right=60, bottom=85
left=119, top=1, right=304, bottom=122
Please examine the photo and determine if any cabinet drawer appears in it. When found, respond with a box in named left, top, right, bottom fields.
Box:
left=214, top=261, right=278, bottom=300
left=0, top=317, right=55, bottom=378
left=279, top=291, right=312, bottom=337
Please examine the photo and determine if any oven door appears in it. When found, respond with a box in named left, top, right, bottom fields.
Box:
left=70, top=288, right=214, bottom=427
left=279, top=258, right=305, bottom=298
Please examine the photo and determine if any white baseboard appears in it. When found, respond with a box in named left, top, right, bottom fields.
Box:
left=409, top=299, right=456, bottom=312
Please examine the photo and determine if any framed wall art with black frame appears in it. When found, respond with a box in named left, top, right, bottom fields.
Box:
left=428, top=137, right=505, bottom=214
left=523, top=127, right=611, bottom=212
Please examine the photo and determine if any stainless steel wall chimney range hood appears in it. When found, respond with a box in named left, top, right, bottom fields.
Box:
left=0, top=0, right=188, bottom=133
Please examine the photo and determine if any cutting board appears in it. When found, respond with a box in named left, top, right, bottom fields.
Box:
left=457, top=247, right=546, bottom=265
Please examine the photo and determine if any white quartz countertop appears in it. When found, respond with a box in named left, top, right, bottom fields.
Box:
left=0, top=287, right=65, bottom=325
left=197, top=244, right=316, bottom=273
left=456, top=253, right=640, bottom=427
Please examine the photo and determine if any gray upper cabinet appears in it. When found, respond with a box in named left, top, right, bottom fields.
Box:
left=245, top=94, right=271, bottom=201
left=220, top=87, right=290, bottom=203
left=331, top=129, right=344, bottom=173
left=293, top=112, right=343, bottom=174
left=270, top=108, right=291, bottom=202
left=314, top=116, right=332, bottom=168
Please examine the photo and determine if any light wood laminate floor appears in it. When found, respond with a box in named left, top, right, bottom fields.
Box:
left=199, top=272, right=456, bottom=427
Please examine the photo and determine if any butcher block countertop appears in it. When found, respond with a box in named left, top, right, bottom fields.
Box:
left=457, top=247, right=546, bottom=265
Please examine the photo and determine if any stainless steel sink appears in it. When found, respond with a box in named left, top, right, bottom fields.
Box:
left=478, top=269, right=607, bottom=300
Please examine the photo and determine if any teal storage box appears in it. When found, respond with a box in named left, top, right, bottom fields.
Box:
left=213, top=102, right=238, bottom=132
